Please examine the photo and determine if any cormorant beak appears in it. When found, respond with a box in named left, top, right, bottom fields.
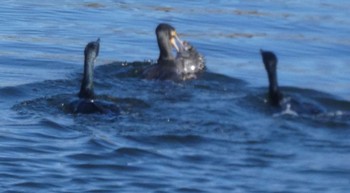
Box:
left=170, top=31, right=185, bottom=52
left=175, top=34, right=185, bottom=50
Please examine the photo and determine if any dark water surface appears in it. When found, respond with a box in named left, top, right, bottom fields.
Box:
left=0, top=1, right=350, bottom=192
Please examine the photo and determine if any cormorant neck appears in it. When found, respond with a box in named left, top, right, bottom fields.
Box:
left=78, top=55, right=95, bottom=99
left=267, top=69, right=283, bottom=106
left=157, top=34, right=174, bottom=63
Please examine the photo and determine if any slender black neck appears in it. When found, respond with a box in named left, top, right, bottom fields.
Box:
left=267, top=68, right=282, bottom=106
left=157, top=34, right=174, bottom=62
left=78, top=54, right=95, bottom=99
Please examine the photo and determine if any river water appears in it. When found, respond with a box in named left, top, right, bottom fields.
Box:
left=0, top=1, right=349, bottom=192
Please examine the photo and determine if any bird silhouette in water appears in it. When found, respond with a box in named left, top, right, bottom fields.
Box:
left=69, top=38, right=117, bottom=114
left=143, top=23, right=205, bottom=81
left=260, top=50, right=324, bottom=116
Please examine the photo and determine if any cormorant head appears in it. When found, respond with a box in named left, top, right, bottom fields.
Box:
left=260, top=49, right=278, bottom=74
left=156, top=23, right=183, bottom=61
left=84, top=38, right=100, bottom=61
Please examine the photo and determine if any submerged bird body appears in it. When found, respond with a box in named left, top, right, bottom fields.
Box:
left=69, top=99, right=106, bottom=114
left=143, top=59, right=181, bottom=81
left=143, top=23, right=205, bottom=81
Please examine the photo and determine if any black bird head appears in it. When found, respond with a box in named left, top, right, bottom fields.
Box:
left=260, top=49, right=277, bottom=73
left=84, top=38, right=100, bottom=61
left=156, top=23, right=181, bottom=62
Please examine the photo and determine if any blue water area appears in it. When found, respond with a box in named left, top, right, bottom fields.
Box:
left=1, top=1, right=350, bottom=192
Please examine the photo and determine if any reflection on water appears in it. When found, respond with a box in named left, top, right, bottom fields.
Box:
left=0, top=1, right=350, bottom=192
